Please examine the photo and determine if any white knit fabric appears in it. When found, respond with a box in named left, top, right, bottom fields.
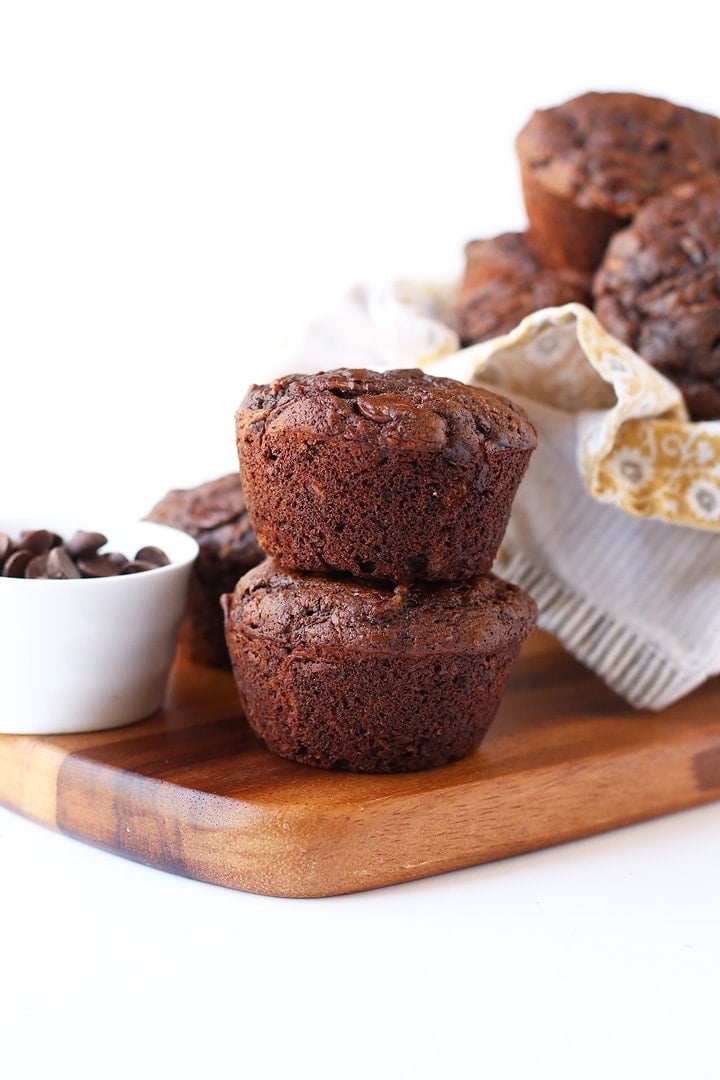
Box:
left=488, top=394, right=720, bottom=709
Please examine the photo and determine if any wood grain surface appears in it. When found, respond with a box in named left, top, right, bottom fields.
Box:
left=1, top=631, right=720, bottom=898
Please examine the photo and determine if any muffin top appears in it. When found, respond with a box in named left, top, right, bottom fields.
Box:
left=226, top=559, right=537, bottom=657
left=592, top=178, right=720, bottom=417
left=146, top=473, right=263, bottom=565
left=236, top=368, right=537, bottom=462
left=516, top=91, right=720, bottom=216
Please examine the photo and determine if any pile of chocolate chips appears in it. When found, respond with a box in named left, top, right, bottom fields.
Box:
left=0, top=529, right=170, bottom=579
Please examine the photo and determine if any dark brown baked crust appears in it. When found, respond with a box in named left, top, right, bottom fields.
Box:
left=593, top=179, right=720, bottom=420
left=450, top=232, right=591, bottom=344
left=516, top=92, right=720, bottom=273
left=223, top=559, right=537, bottom=773
left=146, top=473, right=264, bottom=667
left=236, top=368, right=536, bottom=583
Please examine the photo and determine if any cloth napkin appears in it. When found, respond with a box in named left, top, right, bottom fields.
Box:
left=274, top=283, right=720, bottom=710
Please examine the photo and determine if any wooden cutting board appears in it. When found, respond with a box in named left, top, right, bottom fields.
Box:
left=2, top=631, right=720, bottom=898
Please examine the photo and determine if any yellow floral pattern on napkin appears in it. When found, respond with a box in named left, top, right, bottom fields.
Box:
left=422, top=301, right=720, bottom=532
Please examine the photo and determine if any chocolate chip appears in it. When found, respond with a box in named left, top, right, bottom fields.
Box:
left=120, top=559, right=157, bottom=574
left=77, top=554, right=125, bottom=578
left=405, top=553, right=429, bottom=578
left=20, top=529, right=60, bottom=555
left=134, top=546, right=170, bottom=568
left=0, top=532, right=12, bottom=567
left=26, top=553, right=50, bottom=579
left=65, top=530, right=108, bottom=558
left=2, top=550, right=33, bottom=578
left=46, top=547, right=82, bottom=579
left=105, top=552, right=130, bottom=568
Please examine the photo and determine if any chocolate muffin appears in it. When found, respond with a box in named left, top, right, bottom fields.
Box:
left=451, top=232, right=591, bottom=345
left=235, top=368, right=536, bottom=583
left=516, top=91, right=720, bottom=273
left=146, top=473, right=264, bottom=667
left=593, top=179, right=720, bottom=420
left=223, top=559, right=537, bottom=773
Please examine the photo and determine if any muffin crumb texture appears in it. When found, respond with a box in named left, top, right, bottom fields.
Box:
left=236, top=368, right=536, bottom=583
left=224, top=560, right=537, bottom=773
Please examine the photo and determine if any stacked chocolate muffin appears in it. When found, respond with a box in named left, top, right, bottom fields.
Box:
left=223, top=367, right=538, bottom=774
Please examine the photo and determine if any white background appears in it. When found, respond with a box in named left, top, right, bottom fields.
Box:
left=2, top=3, right=720, bottom=1078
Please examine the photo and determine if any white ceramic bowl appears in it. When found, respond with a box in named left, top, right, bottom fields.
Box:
left=0, top=517, right=198, bottom=735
